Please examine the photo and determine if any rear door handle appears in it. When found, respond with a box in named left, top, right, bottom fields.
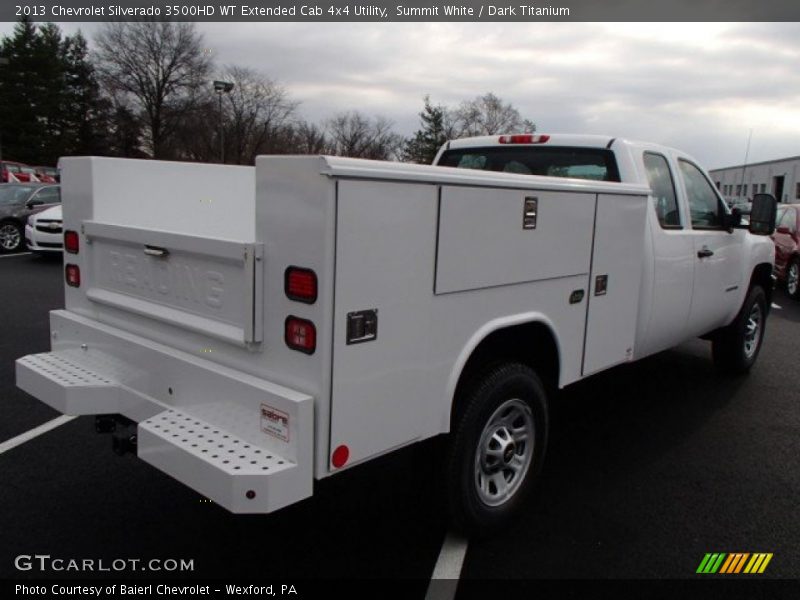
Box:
left=697, top=246, right=714, bottom=259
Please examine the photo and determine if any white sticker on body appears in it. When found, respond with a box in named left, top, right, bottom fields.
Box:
left=260, top=403, right=290, bottom=442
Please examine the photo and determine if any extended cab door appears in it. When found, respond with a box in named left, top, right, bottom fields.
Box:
left=638, top=152, right=695, bottom=355
left=677, top=159, right=744, bottom=336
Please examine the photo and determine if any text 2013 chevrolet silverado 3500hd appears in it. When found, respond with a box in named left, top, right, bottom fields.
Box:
left=16, top=133, right=777, bottom=535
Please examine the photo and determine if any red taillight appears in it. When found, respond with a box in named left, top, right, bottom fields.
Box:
left=65, top=264, right=80, bottom=287
left=498, top=134, right=550, bottom=144
left=285, top=267, right=317, bottom=303
left=285, top=316, right=316, bottom=354
left=64, top=230, right=79, bottom=254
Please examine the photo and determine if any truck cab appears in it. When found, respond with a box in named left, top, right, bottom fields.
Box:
left=433, top=133, right=776, bottom=362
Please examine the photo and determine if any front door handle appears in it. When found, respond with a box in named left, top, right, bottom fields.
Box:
left=697, top=246, right=714, bottom=259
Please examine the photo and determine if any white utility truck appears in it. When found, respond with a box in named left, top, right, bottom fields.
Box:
left=16, top=134, right=777, bottom=535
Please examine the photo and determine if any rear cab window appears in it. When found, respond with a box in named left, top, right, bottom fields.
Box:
left=437, top=146, right=621, bottom=182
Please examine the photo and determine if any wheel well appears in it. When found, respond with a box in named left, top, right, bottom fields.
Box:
left=0, top=218, right=24, bottom=234
left=749, top=262, right=774, bottom=308
left=452, top=322, right=560, bottom=421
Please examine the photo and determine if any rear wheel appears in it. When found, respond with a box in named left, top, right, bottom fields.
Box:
left=0, top=221, right=23, bottom=253
left=446, top=363, right=548, bottom=537
left=786, top=258, right=800, bottom=299
left=712, top=285, right=767, bottom=374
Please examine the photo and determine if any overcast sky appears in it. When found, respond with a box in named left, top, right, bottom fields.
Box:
left=3, top=20, right=800, bottom=169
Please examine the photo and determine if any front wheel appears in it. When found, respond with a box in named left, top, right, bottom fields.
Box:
left=0, top=221, right=24, bottom=253
left=712, top=286, right=767, bottom=374
left=786, top=258, right=800, bottom=299
left=445, top=363, right=549, bottom=537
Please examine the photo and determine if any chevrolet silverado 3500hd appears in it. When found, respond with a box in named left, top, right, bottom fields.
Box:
left=16, top=134, right=777, bottom=535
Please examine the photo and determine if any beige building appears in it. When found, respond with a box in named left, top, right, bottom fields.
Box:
left=710, top=156, right=800, bottom=205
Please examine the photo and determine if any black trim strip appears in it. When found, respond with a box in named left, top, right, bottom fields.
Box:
left=580, top=194, right=600, bottom=377
left=327, top=182, right=339, bottom=469
left=434, top=272, right=589, bottom=297
left=433, top=186, right=442, bottom=294
left=331, top=175, right=645, bottom=198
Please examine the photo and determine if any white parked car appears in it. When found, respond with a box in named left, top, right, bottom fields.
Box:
left=26, top=204, right=63, bottom=253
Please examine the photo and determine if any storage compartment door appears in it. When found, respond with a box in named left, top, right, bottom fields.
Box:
left=330, top=179, right=439, bottom=469
left=435, top=186, right=596, bottom=294
left=582, top=193, right=648, bottom=376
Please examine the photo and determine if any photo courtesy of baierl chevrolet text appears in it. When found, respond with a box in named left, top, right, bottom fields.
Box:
left=1, top=1, right=798, bottom=599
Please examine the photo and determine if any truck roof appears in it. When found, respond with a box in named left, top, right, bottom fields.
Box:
left=443, top=133, right=687, bottom=157
left=445, top=133, right=617, bottom=150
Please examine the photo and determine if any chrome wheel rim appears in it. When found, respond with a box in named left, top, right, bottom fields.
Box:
left=474, top=398, right=535, bottom=507
left=0, top=223, right=20, bottom=251
left=743, top=303, right=762, bottom=360
left=788, top=263, right=799, bottom=296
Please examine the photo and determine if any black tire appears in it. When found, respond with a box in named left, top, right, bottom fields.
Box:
left=712, top=286, right=767, bottom=374
left=445, top=363, right=549, bottom=537
left=786, top=257, right=800, bottom=300
left=0, top=220, right=24, bottom=254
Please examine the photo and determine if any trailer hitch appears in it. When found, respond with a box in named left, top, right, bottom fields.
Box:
left=112, top=432, right=138, bottom=456
left=95, top=414, right=138, bottom=456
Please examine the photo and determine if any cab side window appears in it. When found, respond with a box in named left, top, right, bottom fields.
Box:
left=679, top=159, right=725, bottom=229
left=643, top=152, right=680, bottom=228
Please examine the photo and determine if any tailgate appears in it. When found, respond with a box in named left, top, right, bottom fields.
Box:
left=82, top=221, right=263, bottom=347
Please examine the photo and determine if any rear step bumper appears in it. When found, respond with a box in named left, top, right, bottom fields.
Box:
left=15, top=310, right=314, bottom=514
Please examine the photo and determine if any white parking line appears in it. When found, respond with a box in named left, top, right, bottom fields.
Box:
left=0, top=252, right=32, bottom=259
left=425, top=531, right=469, bottom=600
left=771, top=302, right=782, bottom=310
left=0, top=415, right=75, bottom=455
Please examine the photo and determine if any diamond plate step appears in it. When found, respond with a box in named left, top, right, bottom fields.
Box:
left=16, top=351, right=119, bottom=415
left=138, top=409, right=311, bottom=513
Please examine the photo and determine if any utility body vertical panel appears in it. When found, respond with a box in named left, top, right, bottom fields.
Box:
left=330, top=179, right=439, bottom=468
left=582, top=193, right=649, bottom=376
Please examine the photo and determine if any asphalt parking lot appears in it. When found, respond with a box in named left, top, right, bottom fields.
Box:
left=1, top=251, right=799, bottom=593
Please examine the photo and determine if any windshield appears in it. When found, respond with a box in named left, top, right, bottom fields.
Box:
left=437, top=146, right=621, bottom=182
left=0, top=185, right=35, bottom=205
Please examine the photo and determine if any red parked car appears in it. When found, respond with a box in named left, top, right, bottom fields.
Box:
left=0, top=160, right=38, bottom=183
left=772, top=203, right=800, bottom=298
left=33, top=166, right=59, bottom=183
left=1, top=161, right=24, bottom=183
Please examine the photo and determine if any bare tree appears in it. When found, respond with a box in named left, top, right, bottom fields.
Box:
left=327, top=112, right=404, bottom=160
left=274, top=120, right=330, bottom=155
left=452, top=92, right=534, bottom=137
left=94, top=21, right=211, bottom=159
left=219, top=65, right=298, bottom=163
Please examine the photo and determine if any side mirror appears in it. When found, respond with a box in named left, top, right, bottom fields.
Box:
left=26, top=199, right=44, bottom=208
left=776, top=225, right=791, bottom=235
left=749, top=193, right=777, bottom=235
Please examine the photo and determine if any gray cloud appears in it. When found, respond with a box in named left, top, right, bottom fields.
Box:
left=2, top=21, right=799, bottom=168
